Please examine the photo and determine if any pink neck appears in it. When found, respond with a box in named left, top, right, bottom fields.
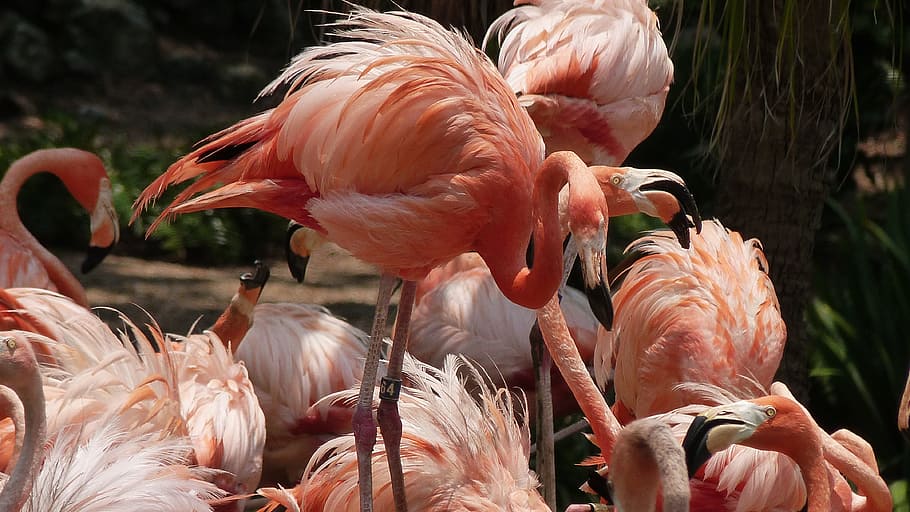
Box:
left=481, top=152, right=588, bottom=310
left=0, top=151, right=91, bottom=307
left=798, top=447, right=831, bottom=512
left=0, top=351, right=46, bottom=510
left=536, top=295, right=621, bottom=456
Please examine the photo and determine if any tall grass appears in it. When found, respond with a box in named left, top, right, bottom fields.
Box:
left=809, top=185, right=910, bottom=508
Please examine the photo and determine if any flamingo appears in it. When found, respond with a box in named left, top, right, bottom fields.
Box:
left=132, top=7, right=614, bottom=511
left=682, top=389, right=893, bottom=512
left=1, top=148, right=119, bottom=307
left=0, top=287, right=266, bottom=506
left=211, top=262, right=369, bottom=486
left=484, top=0, right=674, bottom=168
left=407, top=252, right=599, bottom=420
left=256, top=353, right=548, bottom=512
left=0, top=329, right=226, bottom=511
left=596, top=220, right=786, bottom=423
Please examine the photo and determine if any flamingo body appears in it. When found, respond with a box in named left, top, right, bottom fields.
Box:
left=235, top=302, right=368, bottom=485
left=598, top=220, right=786, bottom=420
left=485, top=0, right=673, bottom=165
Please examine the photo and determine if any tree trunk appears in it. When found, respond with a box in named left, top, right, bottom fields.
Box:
left=713, top=1, right=848, bottom=403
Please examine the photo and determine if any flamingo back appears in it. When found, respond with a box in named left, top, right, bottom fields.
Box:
left=235, top=302, right=367, bottom=484
left=602, top=220, right=786, bottom=419
left=23, top=420, right=225, bottom=512
left=485, top=0, right=673, bottom=164
left=171, top=331, right=266, bottom=496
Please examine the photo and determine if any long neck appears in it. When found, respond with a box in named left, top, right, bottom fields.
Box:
left=610, top=420, right=689, bottom=512
left=821, top=433, right=892, bottom=512
left=481, top=152, right=585, bottom=310
left=209, top=289, right=259, bottom=350
left=796, top=446, right=831, bottom=512
left=0, top=364, right=46, bottom=510
left=0, top=152, right=88, bottom=307
left=536, top=294, right=620, bottom=456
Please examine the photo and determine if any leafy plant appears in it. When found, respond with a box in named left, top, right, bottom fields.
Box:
left=1, top=111, right=286, bottom=266
left=809, top=186, right=910, bottom=486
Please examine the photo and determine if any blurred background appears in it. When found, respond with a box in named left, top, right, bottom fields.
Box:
left=1, top=0, right=908, bottom=508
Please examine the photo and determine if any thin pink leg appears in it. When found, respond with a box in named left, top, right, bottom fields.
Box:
left=377, top=280, right=416, bottom=512
left=354, top=273, right=397, bottom=512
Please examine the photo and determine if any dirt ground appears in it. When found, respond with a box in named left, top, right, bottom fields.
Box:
left=59, top=242, right=389, bottom=336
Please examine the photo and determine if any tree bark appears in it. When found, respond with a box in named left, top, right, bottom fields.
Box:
left=713, top=1, right=848, bottom=403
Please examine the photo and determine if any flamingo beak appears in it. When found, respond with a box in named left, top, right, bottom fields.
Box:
left=576, top=228, right=612, bottom=330
left=681, top=401, right=774, bottom=477
left=82, top=178, right=119, bottom=274
left=81, top=244, right=114, bottom=274
left=286, top=221, right=312, bottom=283
left=240, top=260, right=271, bottom=292
left=639, top=177, right=702, bottom=249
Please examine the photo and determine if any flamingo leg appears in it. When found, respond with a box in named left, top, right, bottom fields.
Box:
left=531, top=323, right=556, bottom=510
left=377, top=279, right=417, bottom=512
left=534, top=237, right=580, bottom=509
left=354, top=273, right=398, bottom=512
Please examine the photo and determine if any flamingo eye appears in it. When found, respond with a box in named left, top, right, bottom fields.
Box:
left=2, top=337, right=14, bottom=351
left=765, top=406, right=776, bottom=418
left=611, top=176, right=622, bottom=186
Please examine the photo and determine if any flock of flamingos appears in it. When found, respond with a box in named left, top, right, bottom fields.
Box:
left=0, top=0, right=906, bottom=511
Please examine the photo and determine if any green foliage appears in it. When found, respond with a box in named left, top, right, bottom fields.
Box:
left=1, top=112, right=286, bottom=266
left=809, top=186, right=910, bottom=482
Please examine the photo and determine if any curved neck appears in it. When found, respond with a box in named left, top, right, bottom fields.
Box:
left=0, top=362, right=45, bottom=510
left=0, top=387, right=24, bottom=472
left=821, top=433, right=892, bottom=512
left=481, top=152, right=588, bottom=310
left=0, top=153, right=89, bottom=307
left=611, top=420, right=689, bottom=512
left=536, top=294, right=620, bottom=456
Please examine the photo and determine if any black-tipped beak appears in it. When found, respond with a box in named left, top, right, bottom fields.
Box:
left=585, top=279, right=613, bottom=331
left=240, top=260, right=270, bottom=291
left=640, top=180, right=702, bottom=248
left=682, top=415, right=713, bottom=478
left=668, top=211, right=693, bottom=250
left=81, top=244, right=113, bottom=273
left=285, top=222, right=310, bottom=283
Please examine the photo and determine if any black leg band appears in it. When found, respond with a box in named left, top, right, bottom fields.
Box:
left=379, top=377, right=402, bottom=401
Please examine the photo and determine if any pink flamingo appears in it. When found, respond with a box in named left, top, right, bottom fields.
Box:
left=0, top=287, right=266, bottom=507
left=0, top=329, right=225, bottom=511
left=484, top=0, right=674, bottom=167
left=683, top=387, right=893, bottom=512
left=408, top=253, right=599, bottom=420
left=202, top=261, right=368, bottom=487
left=596, top=220, right=786, bottom=423
left=0, top=148, right=119, bottom=307
left=256, top=353, right=547, bottom=512
left=132, top=7, right=614, bottom=511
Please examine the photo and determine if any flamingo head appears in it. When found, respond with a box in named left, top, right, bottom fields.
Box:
left=285, top=221, right=326, bottom=283
left=239, top=260, right=270, bottom=302
left=51, top=151, right=119, bottom=274
left=592, top=166, right=702, bottom=249
left=682, top=398, right=778, bottom=477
